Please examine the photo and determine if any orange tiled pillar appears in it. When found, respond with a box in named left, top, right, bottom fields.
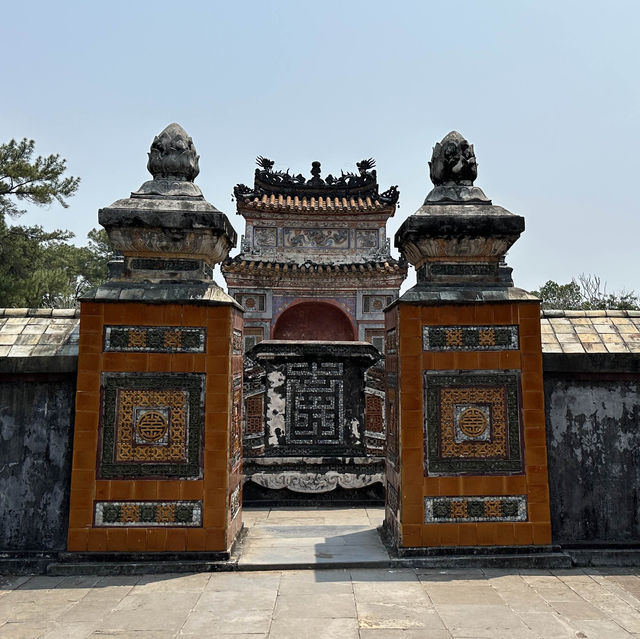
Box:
left=67, top=124, right=243, bottom=554
left=385, top=131, right=551, bottom=551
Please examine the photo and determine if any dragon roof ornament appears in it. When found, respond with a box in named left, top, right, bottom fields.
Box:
left=234, top=156, right=399, bottom=205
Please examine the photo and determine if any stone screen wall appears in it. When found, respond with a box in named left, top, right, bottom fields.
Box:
left=0, top=374, right=75, bottom=551
left=544, top=371, right=640, bottom=543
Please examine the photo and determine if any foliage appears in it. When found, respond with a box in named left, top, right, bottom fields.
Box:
left=532, top=274, right=640, bottom=311
left=0, top=222, right=116, bottom=308
left=0, top=138, right=80, bottom=218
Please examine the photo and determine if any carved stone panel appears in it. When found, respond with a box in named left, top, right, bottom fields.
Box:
left=99, top=373, right=204, bottom=479
left=283, top=228, right=349, bottom=248
left=424, top=371, right=523, bottom=476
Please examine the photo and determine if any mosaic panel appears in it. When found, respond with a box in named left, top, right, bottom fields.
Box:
left=104, top=326, right=206, bottom=353
left=355, top=229, right=379, bottom=248
left=253, top=227, right=277, bottom=247
left=365, top=394, right=384, bottom=433
left=429, top=263, right=498, bottom=277
left=422, top=325, right=519, bottom=351
left=230, top=485, right=241, bottom=521
left=94, top=501, right=203, bottom=527
left=363, top=295, right=394, bottom=314
left=245, top=394, right=264, bottom=434
left=283, top=228, right=349, bottom=248
left=100, top=373, right=204, bottom=479
left=385, top=329, right=397, bottom=355
left=424, top=495, right=528, bottom=523
left=285, top=361, right=344, bottom=445
left=386, top=481, right=399, bottom=515
left=386, top=386, right=399, bottom=467
left=236, top=293, right=266, bottom=313
left=230, top=374, right=242, bottom=469
left=232, top=329, right=243, bottom=356
left=424, top=371, right=523, bottom=475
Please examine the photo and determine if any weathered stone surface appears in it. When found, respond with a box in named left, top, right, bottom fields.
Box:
left=545, top=375, right=640, bottom=543
left=0, top=376, right=75, bottom=550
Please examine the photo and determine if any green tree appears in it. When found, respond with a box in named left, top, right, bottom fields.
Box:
left=0, top=137, right=114, bottom=308
left=0, top=138, right=80, bottom=218
left=532, top=274, right=640, bottom=311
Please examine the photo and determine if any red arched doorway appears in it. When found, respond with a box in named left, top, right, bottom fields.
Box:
left=273, top=301, right=355, bottom=341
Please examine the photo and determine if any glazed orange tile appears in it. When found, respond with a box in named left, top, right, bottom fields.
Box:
left=157, top=481, right=181, bottom=500
left=95, top=482, right=110, bottom=500
left=72, top=448, right=97, bottom=471
left=146, top=529, right=168, bottom=551
left=476, top=524, right=498, bottom=546
left=401, top=304, right=420, bottom=320
left=438, top=524, right=461, bottom=547
left=67, top=528, right=89, bottom=551
left=77, top=353, right=101, bottom=372
left=68, top=508, right=91, bottom=528
left=70, top=469, right=95, bottom=492
left=419, top=524, right=440, bottom=547
left=180, top=481, right=203, bottom=500
left=526, top=465, right=550, bottom=486
left=518, top=303, right=540, bottom=319
left=106, top=528, right=128, bottom=550
left=401, top=524, right=422, bottom=547
left=477, top=352, right=501, bottom=369
left=431, top=352, right=456, bottom=370
left=132, top=481, right=158, bottom=500
left=205, top=528, right=226, bottom=550
left=528, top=502, right=551, bottom=523
left=80, top=302, right=103, bottom=317
left=492, top=304, right=513, bottom=324
left=170, top=354, right=195, bottom=373
left=499, top=351, right=520, bottom=369
left=513, top=523, right=534, bottom=545
left=74, top=411, right=99, bottom=432
left=109, top=482, right=134, bottom=500
left=78, top=334, right=102, bottom=353
left=87, top=528, right=108, bottom=552
left=527, top=484, right=550, bottom=504
left=495, top=524, right=516, bottom=546
left=453, top=352, right=479, bottom=370
left=437, top=477, right=461, bottom=496
left=186, top=529, right=207, bottom=551
left=532, top=523, right=552, bottom=545
left=458, top=524, right=477, bottom=546
left=126, top=528, right=147, bottom=551
left=526, top=447, right=548, bottom=465
left=75, top=391, right=100, bottom=413
left=474, top=305, right=494, bottom=324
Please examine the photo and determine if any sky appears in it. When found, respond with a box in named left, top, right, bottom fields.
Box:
left=2, top=0, right=639, bottom=294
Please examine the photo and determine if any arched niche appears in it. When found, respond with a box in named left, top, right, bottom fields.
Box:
left=273, top=301, right=355, bottom=341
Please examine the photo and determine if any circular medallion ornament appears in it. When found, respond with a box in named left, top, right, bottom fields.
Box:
left=245, top=297, right=256, bottom=309
left=458, top=407, right=488, bottom=438
left=136, top=411, right=168, bottom=442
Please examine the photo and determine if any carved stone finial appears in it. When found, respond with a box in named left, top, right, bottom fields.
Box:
left=132, top=123, right=203, bottom=198
left=425, top=131, right=490, bottom=204
left=429, top=131, right=477, bottom=186
left=147, top=123, right=200, bottom=181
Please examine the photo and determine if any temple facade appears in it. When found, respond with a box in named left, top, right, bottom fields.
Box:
left=222, top=158, right=407, bottom=496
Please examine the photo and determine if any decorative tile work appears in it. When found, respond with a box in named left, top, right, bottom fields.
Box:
left=253, top=227, right=277, bottom=247
left=245, top=394, right=264, bottom=434
left=285, top=361, right=344, bottom=446
left=429, top=263, right=498, bottom=277
left=94, top=501, right=203, bottom=527
left=129, top=258, right=201, bottom=272
left=283, top=228, right=349, bottom=248
left=385, top=328, right=397, bottom=355
left=363, top=295, right=394, bottom=314
left=232, top=329, right=243, bottom=355
left=365, top=394, right=384, bottom=433
left=230, top=374, right=243, bottom=469
left=230, top=485, right=241, bottom=520
left=422, top=325, right=519, bottom=351
left=99, top=373, right=204, bottom=478
left=386, top=386, right=399, bottom=467
left=424, top=371, right=523, bottom=475
left=386, top=481, right=399, bottom=515
left=424, top=495, right=528, bottom=523
left=104, top=326, right=206, bottom=353
left=236, top=293, right=266, bottom=313
left=356, top=229, right=379, bottom=248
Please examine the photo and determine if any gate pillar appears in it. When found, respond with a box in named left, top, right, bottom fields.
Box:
left=67, top=124, right=243, bottom=555
left=384, top=132, right=551, bottom=551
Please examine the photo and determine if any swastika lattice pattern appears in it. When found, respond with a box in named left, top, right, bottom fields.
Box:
left=285, top=361, right=344, bottom=447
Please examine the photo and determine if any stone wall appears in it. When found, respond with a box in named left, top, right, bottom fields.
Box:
left=544, top=353, right=640, bottom=544
left=0, top=373, right=76, bottom=551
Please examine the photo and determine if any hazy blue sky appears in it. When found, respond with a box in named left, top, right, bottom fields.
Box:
left=3, top=1, right=639, bottom=293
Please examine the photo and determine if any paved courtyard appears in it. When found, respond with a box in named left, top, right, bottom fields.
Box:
left=2, top=508, right=640, bottom=638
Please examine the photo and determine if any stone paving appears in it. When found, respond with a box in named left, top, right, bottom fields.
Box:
left=3, top=508, right=640, bottom=638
